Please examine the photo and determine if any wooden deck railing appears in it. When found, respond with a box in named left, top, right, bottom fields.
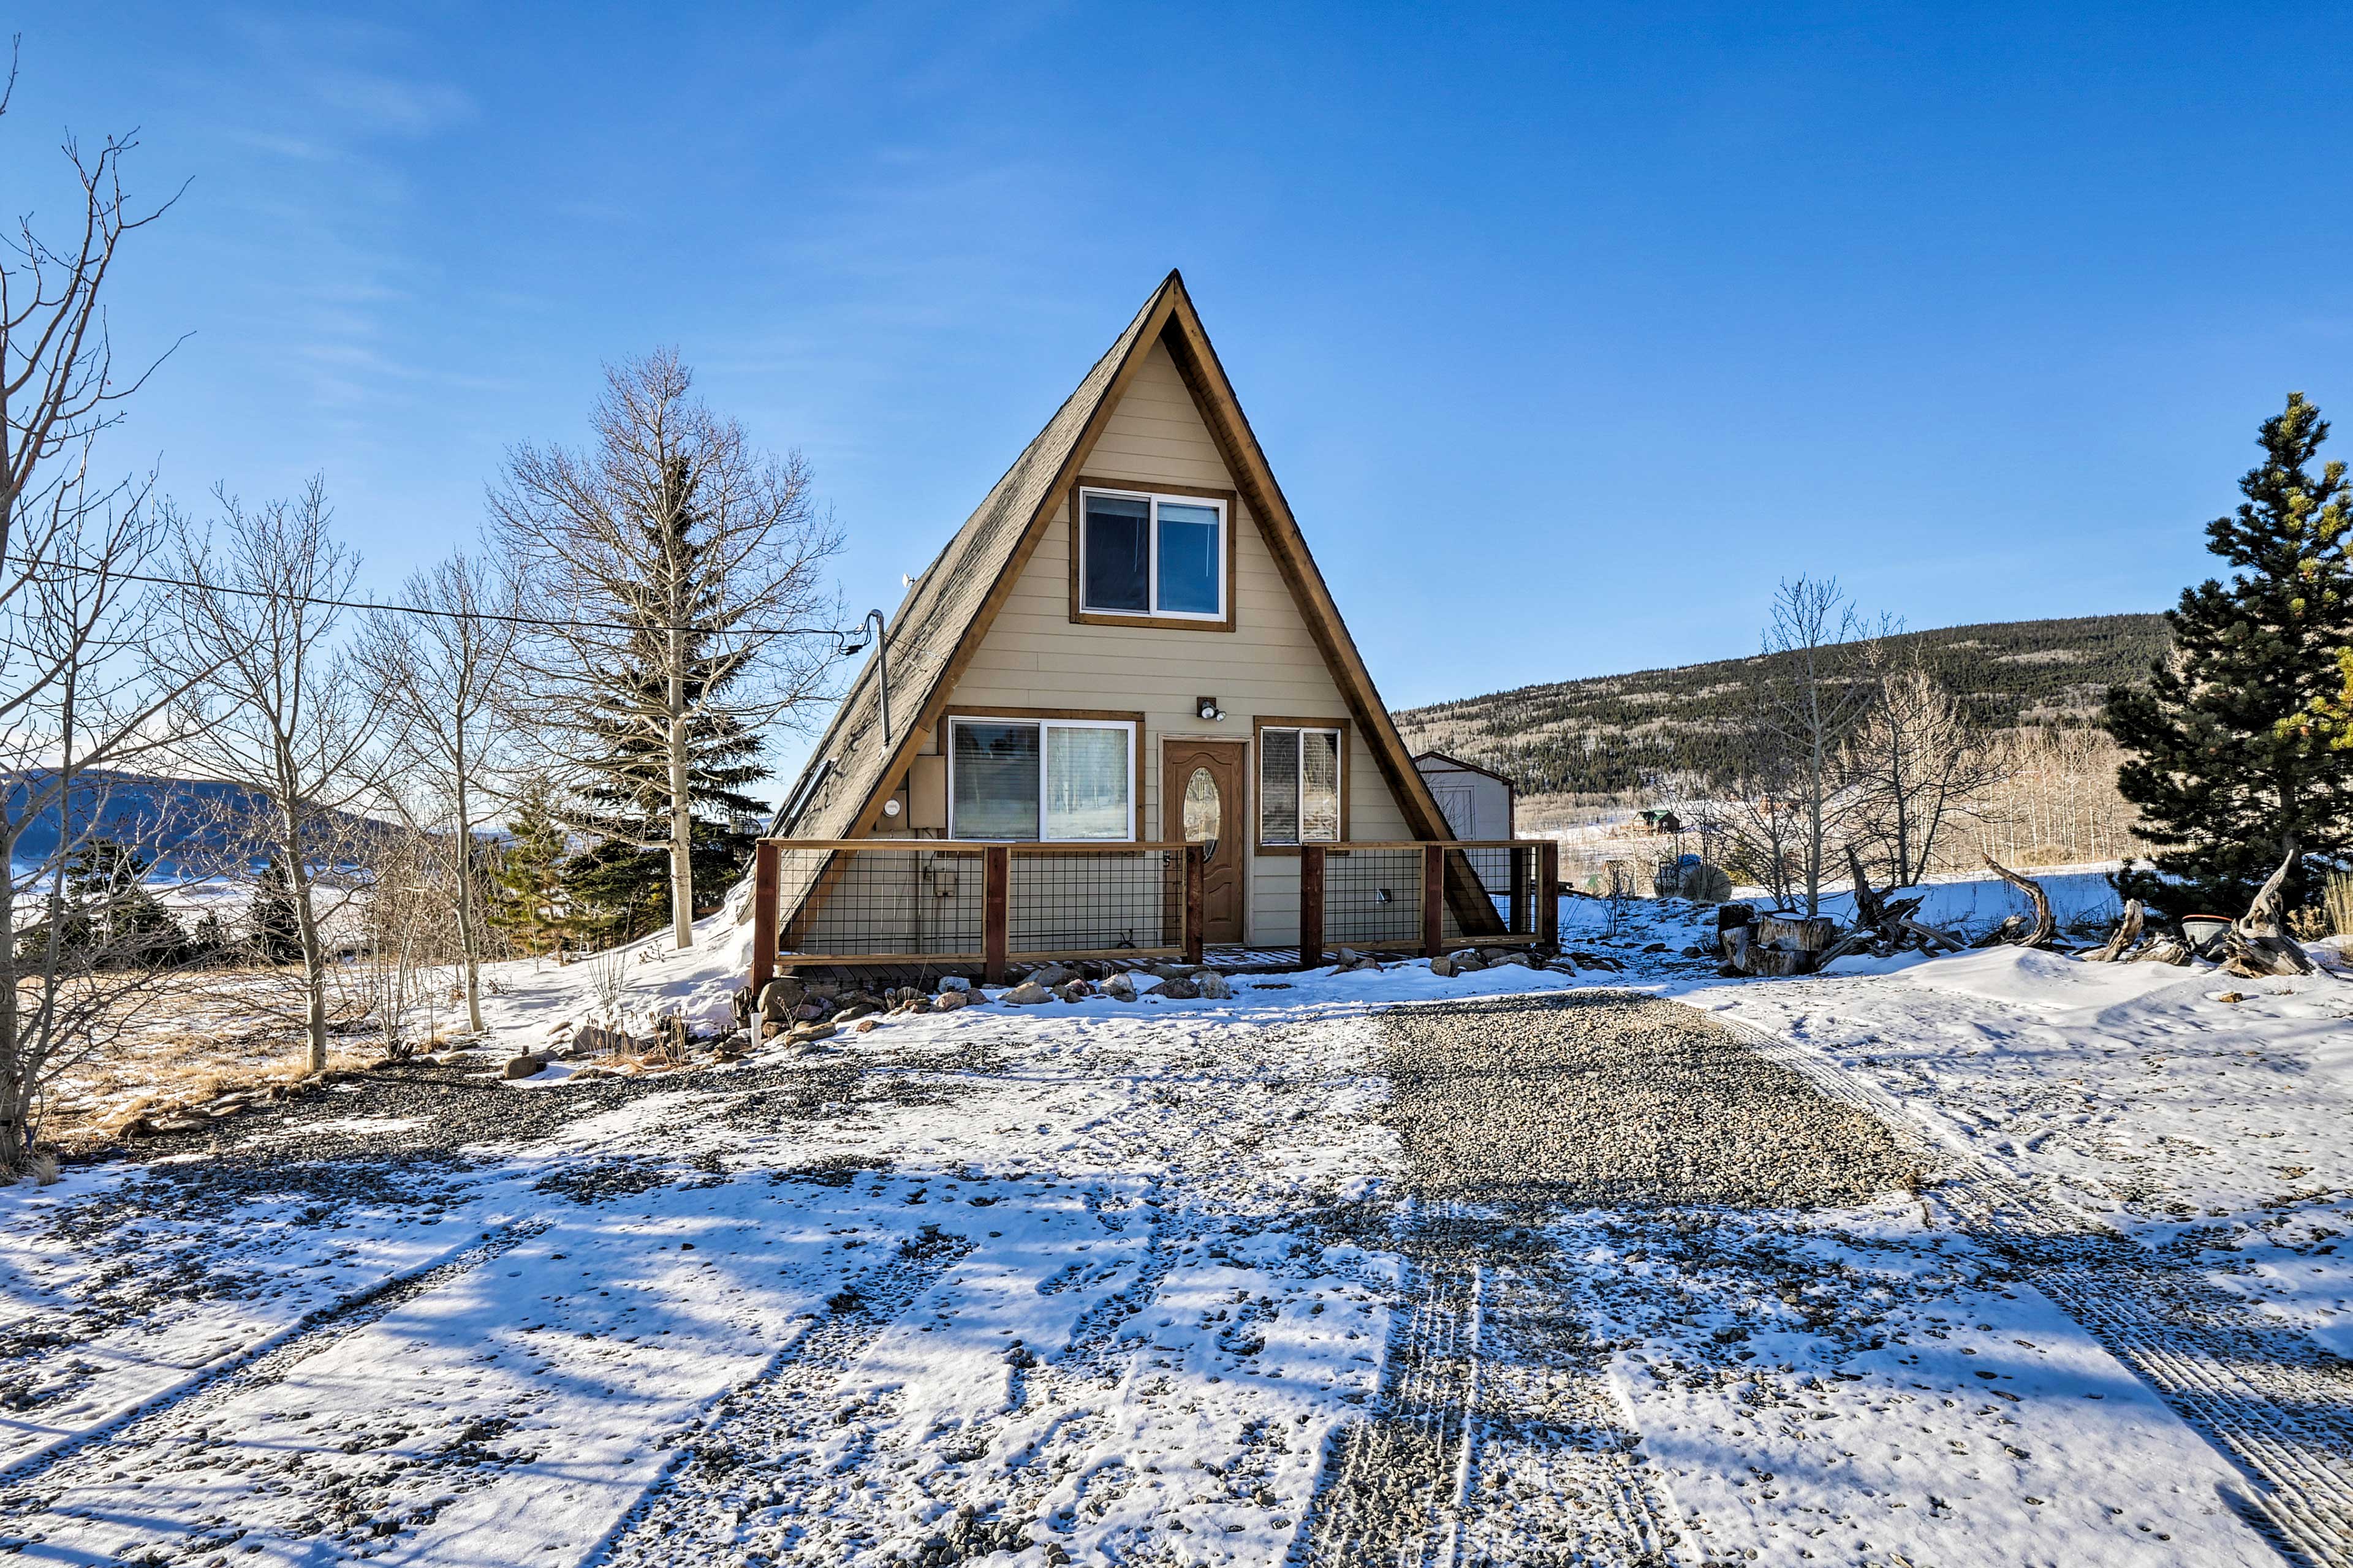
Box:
left=1299, top=840, right=1558, bottom=968
left=748, top=836, right=1558, bottom=990
left=751, top=839, right=1202, bottom=990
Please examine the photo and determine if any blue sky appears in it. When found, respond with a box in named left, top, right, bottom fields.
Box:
left=17, top=2, right=2353, bottom=774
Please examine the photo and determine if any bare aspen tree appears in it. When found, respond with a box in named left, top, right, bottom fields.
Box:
left=1843, top=651, right=2001, bottom=886
left=159, top=479, right=396, bottom=1074
left=1755, top=577, right=1878, bottom=916
left=490, top=350, right=841, bottom=950
left=0, top=44, right=201, bottom=1174
left=362, top=553, right=518, bottom=1032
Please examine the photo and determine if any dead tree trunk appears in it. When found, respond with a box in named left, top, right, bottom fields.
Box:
left=1982, top=855, right=2056, bottom=949
left=2222, top=846, right=2315, bottom=977
left=2086, top=899, right=2145, bottom=962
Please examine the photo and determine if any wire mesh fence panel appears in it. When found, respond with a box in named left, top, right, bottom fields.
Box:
left=1320, top=847, right=1427, bottom=950
left=1007, top=847, right=1185, bottom=956
left=1439, top=844, right=1543, bottom=941
left=776, top=846, right=985, bottom=958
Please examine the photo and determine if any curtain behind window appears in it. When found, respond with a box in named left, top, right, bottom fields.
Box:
left=1301, top=730, right=1340, bottom=841
left=1045, top=726, right=1129, bottom=839
left=951, top=722, right=1040, bottom=839
left=1260, top=730, right=1299, bottom=844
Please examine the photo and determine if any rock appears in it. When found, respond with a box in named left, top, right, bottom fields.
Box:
left=933, top=990, right=971, bottom=1012
left=1488, top=951, right=1536, bottom=969
left=1150, top=963, right=1195, bottom=981
left=787, top=1021, right=838, bottom=1043
left=1055, top=979, right=1095, bottom=1002
left=832, top=1000, right=879, bottom=1024
left=1102, top=973, right=1139, bottom=1002
left=1451, top=949, right=1489, bottom=970
left=938, top=975, right=971, bottom=993
left=1195, top=972, right=1232, bottom=999
left=150, top=1116, right=210, bottom=1134
left=854, top=1018, right=880, bottom=1033
left=793, top=1002, right=827, bottom=1022
left=1002, top=981, right=1053, bottom=1006
left=1028, top=963, right=1077, bottom=988
left=1430, top=955, right=1458, bottom=977
left=501, top=1055, right=547, bottom=1080
left=1641, top=941, right=1669, bottom=953
left=1147, top=977, right=1199, bottom=999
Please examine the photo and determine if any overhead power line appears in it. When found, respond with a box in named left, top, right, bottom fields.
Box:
left=6, top=555, right=874, bottom=645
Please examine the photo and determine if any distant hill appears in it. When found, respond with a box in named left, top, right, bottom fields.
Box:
left=4, top=770, right=393, bottom=879
left=1393, top=612, right=2170, bottom=798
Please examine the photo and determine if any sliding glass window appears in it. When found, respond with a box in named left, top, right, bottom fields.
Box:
left=948, top=718, right=1134, bottom=841
left=1079, top=488, right=1227, bottom=620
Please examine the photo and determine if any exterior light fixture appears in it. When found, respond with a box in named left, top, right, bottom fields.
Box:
left=1196, top=696, right=1224, bottom=721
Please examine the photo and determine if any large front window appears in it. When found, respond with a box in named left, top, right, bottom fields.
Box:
left=948, top=718, right=1134, bottom=840
left=1080, top=487, right=1226, bottom=619
left=1260, top=727, right=1341, bottom=845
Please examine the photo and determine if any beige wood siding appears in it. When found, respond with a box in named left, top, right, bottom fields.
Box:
left=939, top=338, right=1412, bottom=943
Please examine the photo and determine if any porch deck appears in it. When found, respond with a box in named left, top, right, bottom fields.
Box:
left=747, top=838, right=1561, bottom=991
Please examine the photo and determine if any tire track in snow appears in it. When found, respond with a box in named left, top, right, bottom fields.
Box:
left=589, top=1230, right=978, bottom=1568
left=1295, top=1206, right=1677, bottom=1568
left=1715, top=1007, right=2353, bottom=1568
left=0, top=1223, right=535, bottom=1493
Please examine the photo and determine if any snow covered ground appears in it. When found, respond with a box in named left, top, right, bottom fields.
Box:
left=1, top=889, right=2346, bottom=1567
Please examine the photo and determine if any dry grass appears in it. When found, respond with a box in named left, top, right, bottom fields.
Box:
left=38, top=967, right=388, bottom=1156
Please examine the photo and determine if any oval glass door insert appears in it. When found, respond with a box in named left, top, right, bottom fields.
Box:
left=1183, top=767, right=1221, bottom=858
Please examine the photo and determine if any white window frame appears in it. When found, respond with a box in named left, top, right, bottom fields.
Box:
left=944, top=716, right=1137, bottom=841
left=1259, top=725, right=1343, bottom=846
left=1077, top=485, right=1229, bottom=621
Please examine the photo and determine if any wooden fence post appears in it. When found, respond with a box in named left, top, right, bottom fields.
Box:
left=1537, top=841, right=1560, bottom=949
left=1300, top=844, right=1325, bottom=969
left=983, top=845, right=1009, bottom=985
left=1183, top=844, right=1205, bottom=966
left=750, top=840, right=779, bottom=993
left=1422, top=843, right=1445, bottom=960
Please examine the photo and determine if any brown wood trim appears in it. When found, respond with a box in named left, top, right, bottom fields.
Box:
left=1251, top=715, right=1352, bottom=854
left=1183, top=844, right=1205, bottom=965
left=1299, top=844, right=1325, bottom=969
left=1537, top=841, right=1560, bottom=947
left=983, top=844, right=1009, bottom=983
left=1422, top=844, right=1445, bottom=959
left=778, top=952, right=987, bottom=968
left=839, top=278, right=1182, bottom=850
left=749, top=840, right=779, bottom=992
left=1006, top=945, right=1183, bottom=963
left=934, top=707, right=1149, bottom=843
left=1067, top=476, right=1240, bottom=634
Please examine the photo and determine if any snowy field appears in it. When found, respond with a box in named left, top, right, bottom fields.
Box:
left=1, top=890, right=2347, bottom=1567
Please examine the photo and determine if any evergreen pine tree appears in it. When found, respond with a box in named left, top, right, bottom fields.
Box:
left=13, top=838, right=188, bottom=968
left=558, top=456, right=771, bottom=938
left=485, top=784, right=577, bottom=956
left=248, top=856, right=305, bottom=963
left=2107, top=392, right=2353, bottom=914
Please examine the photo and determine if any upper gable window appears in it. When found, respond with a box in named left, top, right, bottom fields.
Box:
left=1079, top=487, right=1227, bottom=621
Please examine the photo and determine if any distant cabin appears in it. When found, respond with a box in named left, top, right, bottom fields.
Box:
left=758, top=270, right=1515, bottom=961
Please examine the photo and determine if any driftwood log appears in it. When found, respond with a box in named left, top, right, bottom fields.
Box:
left=2222, top=846, right=2316, bottom=977
left=2085, top=898, right=2145, bottom=963
left=1982, top=855, right=2058, bottom=948
left=1803, top=844, right=1967, bottom=966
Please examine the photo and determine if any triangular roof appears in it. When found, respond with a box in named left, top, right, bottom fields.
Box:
left=771, top=270, right=1457, bottom=867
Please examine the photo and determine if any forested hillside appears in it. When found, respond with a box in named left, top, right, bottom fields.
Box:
left=1393, top=613, right=2169, bottom=797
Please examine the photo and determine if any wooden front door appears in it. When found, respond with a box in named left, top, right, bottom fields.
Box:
left=1163, top=738, right=1246, bottom=944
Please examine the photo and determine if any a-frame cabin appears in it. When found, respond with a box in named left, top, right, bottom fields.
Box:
left=757, top=271, right=1538, bottom=975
